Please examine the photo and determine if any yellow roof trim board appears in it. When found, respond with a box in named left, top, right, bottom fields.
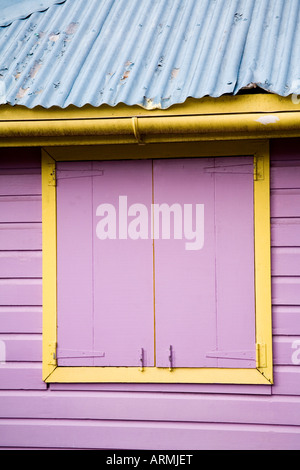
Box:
left=0, top=94, right=299, bottom=146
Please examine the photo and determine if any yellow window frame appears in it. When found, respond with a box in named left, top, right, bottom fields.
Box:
left=42, top=139, right=272, bottom=385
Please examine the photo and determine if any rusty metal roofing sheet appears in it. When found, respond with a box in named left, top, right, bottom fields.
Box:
left=0, top=0, right=300, bottom=109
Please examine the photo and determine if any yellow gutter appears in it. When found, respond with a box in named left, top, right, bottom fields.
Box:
left=0, top=95, right=300, bottom=146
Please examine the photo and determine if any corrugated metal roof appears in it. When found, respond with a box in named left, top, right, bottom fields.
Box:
left=0, top=0, right=300, bottom=109
left=0, top=0, right=65, bottom=27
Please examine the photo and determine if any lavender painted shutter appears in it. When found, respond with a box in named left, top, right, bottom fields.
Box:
left=57, top=162, right=94, bottom=366
left=154, top=157, right=256, bottom=369
left=212, top=157, right=256, bottom=368
left=56, top=160, right=154, bottom=367
left=57, top=157, right=255, bottom=370
left=92, top=160, right=154, bottom=367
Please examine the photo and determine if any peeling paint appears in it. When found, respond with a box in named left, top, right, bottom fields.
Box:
left=65, top=22, right=79, bottom=35
left=0, top=0, right=300, bottom=109
left=171, top=68, right=180, bottom=79
left=0, top=81, right=6, bottom=104
left=16, top=87, right=29, bottom=99
left=49, top=32, right=60, bottom=42
left=255, top=115, right=280, bottom=125
left=29, top=61, right=42, bottom=78
left=121, top=70, right=130, bottom=81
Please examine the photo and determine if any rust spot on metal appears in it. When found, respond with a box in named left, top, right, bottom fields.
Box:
left=121, top=70, right=131, bottom=81
left=30, top=61, right=42, bottom=78
left=65, top=22, right=79, bottom=35
left=16, top=87, right=29, bottom=99
left=171, top=68, right=180, bottom=79
left=49, top=32, right=60, bottom=42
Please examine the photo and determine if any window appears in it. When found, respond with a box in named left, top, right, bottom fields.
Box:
left=42, top=141, right=272, bottom=384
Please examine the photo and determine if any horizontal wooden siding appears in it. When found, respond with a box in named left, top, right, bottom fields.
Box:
left=0, top=142, right=299, bottom=449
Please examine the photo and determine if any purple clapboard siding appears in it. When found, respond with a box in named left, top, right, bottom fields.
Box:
left=272, top=306, right=300, bottom=336
left=0, top=419, right=300, bottom=450
left=0, top=364, right=46, bottom=390
left=0, top=335, right=41, bottom=362
left=271, top=165, right=300, bottom=189
left=0, top=251, right=42, bottom=278
left=272, top=278, right=300, bottom=306
left=271, top=248, right=300, bottom=276
left=0, top=279, right=42, bottom=306
left=1, top=141, right=300, bottom=451
left=0, top=307, right=42, bottom=333
left=0, top=196, right=41, bottom=223
left=0, top=223, right=42, bottom=250
left=271, top=189, right=300, bottom=218
left=271, top=218, right=300, bottom=247
left=0, top=391, right=299, bottom=426
left=0, top=171, right=41, bottom=196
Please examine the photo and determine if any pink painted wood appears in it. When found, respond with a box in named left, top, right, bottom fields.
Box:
left=92, top=160, right=154, bottom=367
left=56, top=160, right=154, bottom=367
left=0, top=223, right=42, bottom=250
left=2, top=142, right=300, bottom=451
left=57, top=162, right=95, bottom=366
left=154, top=157, right=255, bottom=368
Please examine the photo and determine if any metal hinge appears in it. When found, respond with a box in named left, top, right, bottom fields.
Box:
left=253, top=156, right=264, bottom=181
left=48, top=164, right=56, bottom=186
left=57, top=349, right=105, bottom=359
left=48, top=342, right=57, bottom=366
left=256, top=343, right=267, bottom=368
left=206, top=349, right=256, bottom=361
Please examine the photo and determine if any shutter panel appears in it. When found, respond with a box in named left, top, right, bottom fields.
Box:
left=57, top=160, right=154, bottom=367
left=154, top=158, right=218, bottom=368
left=213, top=156, right=256, bottom=368
left=57, top=162, right=94, bottom=366
left=92, top=160, right=154, bottom=367
left=154, top=157, right=256, bottom=368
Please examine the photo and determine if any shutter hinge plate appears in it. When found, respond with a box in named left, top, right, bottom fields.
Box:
left=256, top=343, right=267, bottom=368
left=48, top=164, right=56, bottom=186
left=48, top=342, right=57, bottom=366
left=254, top=156, right=264, bottom=180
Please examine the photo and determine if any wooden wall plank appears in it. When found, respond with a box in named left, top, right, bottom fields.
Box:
left=271, top=189, right=300, bottom=218
left=271, top=166, right=300, bottom=189
left=0, top=419, right=299, bottom=450
left=273, top=336, right=300, bottom=365
left=0, top=252, right=42, bottom=278
left=0, top=335, right=42, bottom=362
left=271, top=218, right=300, bottom=247
left=0, top=196, right=41, bottom=223
left=0, top=364, right=46, bottom=390
left=272, top=248, right=300, bottom=276
left=0, top=279, right=42, bottom=306
left=0, top=223, right=42, bottom=250
left=0, top=172, right=41, bottom=196
left=272, top=277, right=300, bottom=305
left=272, top=366, right=300, bottom=396
left=0, top=391, right=299, bottom=426
left=272, top=306, right=300, bottom=336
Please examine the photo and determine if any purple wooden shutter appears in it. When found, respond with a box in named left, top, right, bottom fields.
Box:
left=153, top=157, right=256, bottom=368
left=57, top=157, right=256, bottom=370
left=56, top=160, right=154, bottom=367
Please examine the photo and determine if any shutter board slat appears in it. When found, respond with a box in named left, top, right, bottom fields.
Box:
left=154, top=157, right=256, bottom=368
left=56, top=162, right=94, bottom=367
left=214, top=156, right=256, bottom=368
left=92, top=160, right=154, bottom=367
